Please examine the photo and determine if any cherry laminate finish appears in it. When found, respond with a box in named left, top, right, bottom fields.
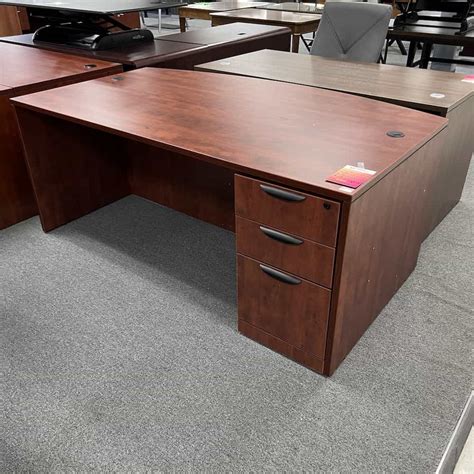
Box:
left=326, top=129, right=449, bottom=374
left=236, top=216, right=335, bottom=288
left=160, top=22, right=289, bottom=46
left=12, top=68, right=447, bottom=205
left=0, top=34, right=206, bottom=69
left=0, top=42, right=123, bottom=93
left=237, top=255, right=331, bottom=359
left=0, top=24, right=291, bottom=69
left=0, top=5, right=21, bottom=36
left=0, top=42, right=122, bottom=230
left=12, top=69, right=450, bottom=374
left=197, top=49, right=473, bottom=239
left=235, top=175, right=340, bottom=247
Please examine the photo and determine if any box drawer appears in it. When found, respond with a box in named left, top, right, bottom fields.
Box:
left=237, top=255, right=331, bottom=358
left=235, top=175, right=340, bottom=247
left=236, top=216, right=335, bottom=288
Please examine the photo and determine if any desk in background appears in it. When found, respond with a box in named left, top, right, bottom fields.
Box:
left=12, top=68, right=447, bottom=375
left=196, top=49, right=474, bottom=239
left=259, top=3, right=324, bottom=14
left=388, top=22, right=474, bottom=68
left=0, top=5, right=21, bottom=36
left=210, top=8, right=321, bottom=53
left=0, top=23, right=290, bottom=69
left=0, top=42, right=122, bottom=230
left=178, top=1, right=270, bottom=32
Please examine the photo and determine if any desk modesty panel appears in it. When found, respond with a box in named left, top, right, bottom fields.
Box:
left=12, top=69, right=447, bottom=375
left=0, top=24, right=291, bottom=69
left=196, top=49, right=474, bottom=238
left=0, top=42, right=122, bottom=231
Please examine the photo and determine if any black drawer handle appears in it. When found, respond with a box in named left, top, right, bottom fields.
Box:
left=259, top=184, right=306, bottom=202
left=259, top=264, right=301, bottom=285
left=259, top=226, right=303, bottom=245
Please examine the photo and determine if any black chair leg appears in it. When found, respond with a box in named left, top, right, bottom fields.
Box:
left=406, top=41, right=417, bottom=67
left=396, top=39, right=407, bottom=55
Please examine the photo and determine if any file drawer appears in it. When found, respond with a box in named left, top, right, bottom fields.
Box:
left=236, top=216, right=335, bottom=288
left=237, top=255, right=331, bottom=358
left=235, top=175, right=340, bottom=247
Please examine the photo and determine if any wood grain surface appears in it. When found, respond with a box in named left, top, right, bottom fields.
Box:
left=237, top=255, right=331, bottom=359
left=0, top=43, right=122, bottom=229
left=325, top=128, right=449, bottom=374
left=0, top=34, right=206, bottom=69
left=236, top=216, right=335, bottom=288
left=235, top=175, right=340, bottom=247
left=159, top=22, right=290, bottom=46
left=196, top=49, right=474, bottom=114
left=0, top=25, right=291, bottom=68
left=0, top=42, right=122, bottom=94
left=211, top=8, right=321, bottom=25
left=0, top=6, right=21, bottom=37
left=11, top=68, right=447, bottom=203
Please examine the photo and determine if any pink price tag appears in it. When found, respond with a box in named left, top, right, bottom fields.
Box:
left=462, top=75, right=474, bottom=84
left=326, top=165, right=376, bottom=189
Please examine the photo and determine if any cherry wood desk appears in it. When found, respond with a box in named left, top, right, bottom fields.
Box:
left=0, top=23, right=290, bottom=69
left=196, top=49, right=474, bottom=238
left=12, top=68, right=448, bottom=375
left=178, top=1, right=270, bottom=32
left=0, top=43, right=122, bottom=230
left=210, top=8, right=321, bottom=52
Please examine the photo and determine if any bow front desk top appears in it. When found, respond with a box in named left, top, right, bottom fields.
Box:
left=12, top=68, right=446, bottom=202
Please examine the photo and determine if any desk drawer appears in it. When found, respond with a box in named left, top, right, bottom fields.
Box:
left=237, top=255, right=330, bottom=358
left=235, top=175, right=340, bottom=247
left=236, top=216, right=335, bottom=288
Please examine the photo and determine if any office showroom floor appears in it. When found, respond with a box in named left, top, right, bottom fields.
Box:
left=1, top=14, right=473, bottom=474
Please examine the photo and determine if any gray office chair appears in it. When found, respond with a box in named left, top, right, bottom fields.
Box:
left=310, top=2, right=392, bottom=63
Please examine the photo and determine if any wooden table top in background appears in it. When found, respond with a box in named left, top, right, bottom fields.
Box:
left=159, top=22, right=290, bottom=45
left=179, top=1, right=270, bottom=14
left=196, top=49, right=474, bottom=114
left=259, top=2, right=324, bottom=14
left=0, top=42, right=122, bottom=95
left=388, top=23, right=474, bottom=46
left=12, top=68, right=446, bottom=202
left=211, top=8, right=321, bottom=26
left=0, top=34, right=208, bottom=69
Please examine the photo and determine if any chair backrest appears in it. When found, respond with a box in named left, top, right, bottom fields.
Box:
left=310, top=2, right=392, bottom=63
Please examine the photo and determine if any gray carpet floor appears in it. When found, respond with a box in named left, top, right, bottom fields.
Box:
left=1, top=158, right=472, bottom=472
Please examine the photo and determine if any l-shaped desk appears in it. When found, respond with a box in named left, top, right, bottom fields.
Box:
left=12, top=68, right=449, bottom=375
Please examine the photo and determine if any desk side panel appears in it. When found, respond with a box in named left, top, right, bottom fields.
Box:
left=0, top=96, right=37, bottom=229
left=15, top=107, right=130, bottom=232
left=325, top=129, right=449, bottom=375
left=425, top=97, right=473, bottom=237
